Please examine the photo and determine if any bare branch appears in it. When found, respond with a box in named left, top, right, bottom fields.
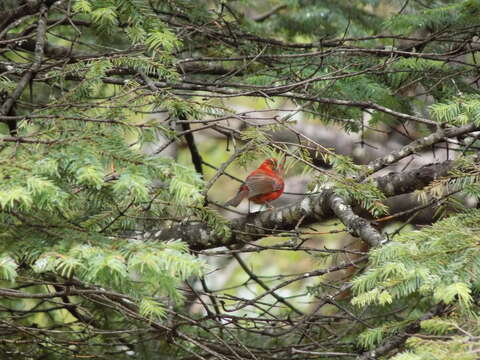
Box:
left=1, top=4, right=48, bottom=117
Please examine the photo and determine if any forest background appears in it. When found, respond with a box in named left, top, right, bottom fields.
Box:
left=0, top=0, right=480, bottom=359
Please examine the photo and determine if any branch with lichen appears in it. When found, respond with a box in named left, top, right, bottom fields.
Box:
left=148, top=158, right=459, bottom=250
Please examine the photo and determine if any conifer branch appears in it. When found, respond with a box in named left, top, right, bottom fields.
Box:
left=327, top=192, right=385, bottom=247
left=357, top=306, right=446, bottom=359
left=150, top=159, right=458, bottom=249
left=55, top=72, right=438, bottom=126
left=252, top=5, right=287, bottom=22
left=371, top=160, right=454, bottom=197
left=0, top=0, right=56, bottom=33
left=362, top=124, right=478, bottom=179
left=1, top=1, right=479, bottom=356
left=0, top=3, right=48, bottom=117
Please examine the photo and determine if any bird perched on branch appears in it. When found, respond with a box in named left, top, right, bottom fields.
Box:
left=225, top=158, right=285, bottom=209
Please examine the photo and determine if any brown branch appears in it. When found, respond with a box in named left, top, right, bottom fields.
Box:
left=357, top=306, right=447, bottom=359
left=327, top=191, right=385, bottom=247
left=228, top=258, right=366, bottom=313
left=0, top=0, right=56, bottom=33
left=54, top=71, right=439, bottom=127
left=0, top=136, right=56, bottom=144
left=1, top=4, right=48, bottom=117
left=232, top=252, right=304, bottom=315
left=149, top=157, right=461, bottom=250
left=371, top=160, right=454, bottom=197
left=252, top=4, right=287, bottom=22
left=362, top=124, right=478, bottom=179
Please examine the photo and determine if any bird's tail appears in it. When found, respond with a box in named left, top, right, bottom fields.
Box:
left=224, top=189, right=248, bottom=207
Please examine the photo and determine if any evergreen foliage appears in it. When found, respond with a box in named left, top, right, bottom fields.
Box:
left=0, top=0, right=479, bottom=358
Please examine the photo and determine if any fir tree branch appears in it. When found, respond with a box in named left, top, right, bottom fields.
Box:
left=362, top=124, right=478, bottom=179
left=252, top=4, right=287, bottom=22
left=58, top=73, right=438, bottom=126
left=149, top=159, right=457, bottom=250
left=149, top=188, right=333, bottom=250
left=178, top=44, right=477, bottom=68
left=327, top=192, right=385, bottom=247
left=9, top=35, right=238, bottom=76
left=232, top=252, right=304, bottom=315
left=356, top=306, right=446, bottom=359
left=0, top=0, right=56, bottom=33
left=0, top=3, right=48, bottom=118
left=371, top=160, right=454, bottom=197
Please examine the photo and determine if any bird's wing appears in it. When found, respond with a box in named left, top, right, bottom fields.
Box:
left=245, top=173, right=283, bottom=198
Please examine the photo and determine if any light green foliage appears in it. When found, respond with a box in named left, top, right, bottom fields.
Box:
left=91, top=6, right=119, bottom=29
left=384, top=1, right=480, bottom=34
left=324, top=153, right=362, bottom=176
left=434, top=282, right=473, bottom=307
left=420, top=318, right=456, bottom=335
left=72, top=0, right=92, bottom=13
left=394, top=335, right=479, bottom=360
left=32, top=240, right=205, bottom=303
left=316, top=155, right=388, bottom=216
left=0, top=75, right=15, bottom=93
left=0, top=0, right=212, bottom=332
left=335, top=179, right=389, bottom=217
left=353, top=210, right=480, bottom=308
left=2, top=0, right=480, bottom=357
left=0, top=256, right=18, bottom=282
left=358, top=321, right=407, bottom=349
left=352, top=210, right=480, bottom=353
left=113, top=173, right=151, bottom=202
left=430, top=96, right=480, bottom=126
left=76, top=164, right=105, bottom=189
left=139, top=298, right=167, bottom=320
left=351, top=288, right=393, bottom=307
left=0, top=186, right=33, bottom=210
left=146, top=29, right=181, bottom=52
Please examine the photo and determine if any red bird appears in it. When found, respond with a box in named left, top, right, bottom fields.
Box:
left=225, top=158, right=285, bottom=208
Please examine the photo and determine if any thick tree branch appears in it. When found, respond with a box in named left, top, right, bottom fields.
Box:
left=150, top=159, right=457, bottom=250
left=150, top=189, right=332, bottom=250
left=181, top=120, right=204, bottom=178
left=327, top=192, right=385, bottom=247
left=362, top=124, right=477, bottom=179
left=371, top=160, right=454, bottom=197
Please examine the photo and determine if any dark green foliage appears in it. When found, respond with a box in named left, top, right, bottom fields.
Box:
left=1, top=0, right=480, bottom=358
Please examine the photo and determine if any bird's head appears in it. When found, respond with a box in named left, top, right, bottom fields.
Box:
left=260, top=158, right=285, bottom=173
